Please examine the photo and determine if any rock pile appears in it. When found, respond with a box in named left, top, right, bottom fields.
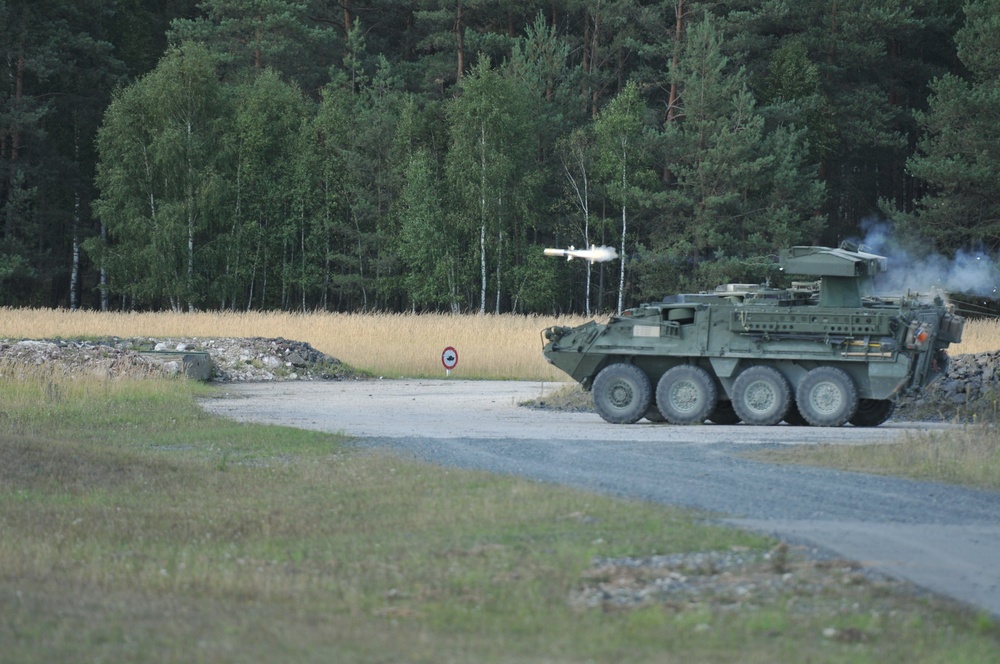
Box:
left=139, top=337, right=356, bottom=382
left=569, top=548, right=905, bottom=617
left=0, top=338, right=165, bottom=379
left=896, top=351, right=1000, bottom=420
left=0, top=337, right=360, bottom=382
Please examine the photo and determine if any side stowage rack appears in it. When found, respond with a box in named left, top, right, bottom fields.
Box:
left=730, top=310, right=893, bottom=337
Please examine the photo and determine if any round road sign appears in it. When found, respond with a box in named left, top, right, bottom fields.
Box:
left=441, top=346, right=458, bottom=371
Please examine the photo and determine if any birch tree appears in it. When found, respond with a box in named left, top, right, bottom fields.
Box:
left=446, top=58, right=534, bottom=313
left=91, top=43, right=225, bottom=310
left=225, top=69, right=307, bottom=309
left=593, top=80, right=652, bottom=313
left=558, top=127, right=598, bottom=315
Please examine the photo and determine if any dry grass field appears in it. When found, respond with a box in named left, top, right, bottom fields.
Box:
left=952, top=315, right=1000, bottom=354
left=2, top=307, right=997, bottom=382
left=0, top=308, right=591, bottom=381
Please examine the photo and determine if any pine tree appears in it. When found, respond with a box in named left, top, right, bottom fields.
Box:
left=168, top=0, right=339, bottom=90
left=705, top=0, right=961, bottom=240
left=896, top=0, right=1000, bottom=253
left=643, top=17, right=823, bottom=296
left=0, top=0, right=124, bottom=307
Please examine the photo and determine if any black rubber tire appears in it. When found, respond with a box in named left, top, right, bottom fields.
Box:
left=592, top=363, right=653, bottom=424
left=656, top=365, right=718, bottom=425
left=644, top=406, right=668, bottom=423
left=783, top=401, right=809, bottom=426
left=849, top=399, right=896, bottom=427
left=795, top=366, right=859, bottom=427
left=731, top=366, right=792, bottom=426
left=707, top=400, right=741, bottom=425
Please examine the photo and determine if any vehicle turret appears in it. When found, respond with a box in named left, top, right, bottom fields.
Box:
left=779, top=243, right=886, bottom=307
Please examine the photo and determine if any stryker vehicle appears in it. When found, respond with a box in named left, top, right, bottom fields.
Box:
left=542, top=243, right=965, bottom=427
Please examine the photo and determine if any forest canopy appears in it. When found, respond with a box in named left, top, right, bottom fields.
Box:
left=1, top=0, right=996, bottom=313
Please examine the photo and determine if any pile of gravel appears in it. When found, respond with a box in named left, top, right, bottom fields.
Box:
left=569, top=545, right=906, bottom=619
left=0, top=337, right=360, bottom=382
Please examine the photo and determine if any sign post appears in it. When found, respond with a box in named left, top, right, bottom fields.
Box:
left=441, top=346, right=458, bottom=376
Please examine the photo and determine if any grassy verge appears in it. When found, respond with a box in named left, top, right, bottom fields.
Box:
left=750, top=425, right=1000, bottom=492
left=748, top=385, right=1000, bottom=493
left=2, top=375, right=998, bottom=663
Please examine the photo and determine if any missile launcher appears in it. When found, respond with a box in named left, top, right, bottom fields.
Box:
left=542, top=243, right=964, bottom=427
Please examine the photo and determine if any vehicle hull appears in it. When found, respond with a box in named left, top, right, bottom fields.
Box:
left=542, top=245, right=963, bottom=427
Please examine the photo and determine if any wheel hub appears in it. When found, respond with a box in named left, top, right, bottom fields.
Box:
left=609, top=382, right=634, bottom=408
left=809, top=382, right=843, bottom=414
left=670, top=381, right=699, bottom=413
left=745, top=381, right=776, bottom=412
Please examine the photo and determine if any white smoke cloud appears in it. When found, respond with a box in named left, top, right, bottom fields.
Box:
left=850, top=217, right=1000, bottom=298
left=576, top=245, right=619, bottom=263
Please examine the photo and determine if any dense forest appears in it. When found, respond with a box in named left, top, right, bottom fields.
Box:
left=2, top=0, right=998, bottom=313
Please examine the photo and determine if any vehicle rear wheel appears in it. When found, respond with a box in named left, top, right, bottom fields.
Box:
left=849, top=399, right=895, bottom=427
left=656, top=365, right=718, bottom=425
left=592, top=363, right=652, bottom=424
left=795, top=366, right=858, bottom=427
left=707, top=400, right=740, bottom=425
left=731, top=366, right=791, bottom=426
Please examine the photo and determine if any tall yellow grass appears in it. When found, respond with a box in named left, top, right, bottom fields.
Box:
left=3, top=307, right=997, bottom=381
left=0, top=307, right=592, bottom=381
left=952, top=316, right=1000, bottom=356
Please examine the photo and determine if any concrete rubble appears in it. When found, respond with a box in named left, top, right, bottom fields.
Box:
left=0, top=337, right=358, bottom=382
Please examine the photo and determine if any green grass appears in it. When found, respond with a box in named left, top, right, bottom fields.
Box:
left=1, top=376, right=999, bottom=663
left=750, top=424, right=1000, bottom=492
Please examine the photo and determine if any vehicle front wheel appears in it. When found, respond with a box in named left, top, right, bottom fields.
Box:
left=656, top=365, right=718, bottom=425
left=592, top=363, right=652, bottom=424
left=795, top=366, right=858, bottom=427
left=849, top=399, right=895, bottom=427
left=731, top=366, right=791, bottom=426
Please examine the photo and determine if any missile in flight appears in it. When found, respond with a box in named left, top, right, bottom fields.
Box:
left=543, top=245, right=618, bottom=263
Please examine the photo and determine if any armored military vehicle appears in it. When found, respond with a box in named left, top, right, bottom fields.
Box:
left=542, top=243, right=965, bottom=427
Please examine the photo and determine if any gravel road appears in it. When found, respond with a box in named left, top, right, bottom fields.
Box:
left=201, top=379, right=1000, bottom=618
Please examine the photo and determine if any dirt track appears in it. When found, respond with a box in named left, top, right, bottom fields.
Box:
left=201, top=379, right=1000, bottom=618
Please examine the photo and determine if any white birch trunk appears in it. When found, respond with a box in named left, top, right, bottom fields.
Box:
left=479, top=124, right=487, bottom=314
left=617, top=140, right=627, bottom=314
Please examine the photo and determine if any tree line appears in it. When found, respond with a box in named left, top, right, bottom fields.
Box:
left=2, top=0, right=997, bottom=313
